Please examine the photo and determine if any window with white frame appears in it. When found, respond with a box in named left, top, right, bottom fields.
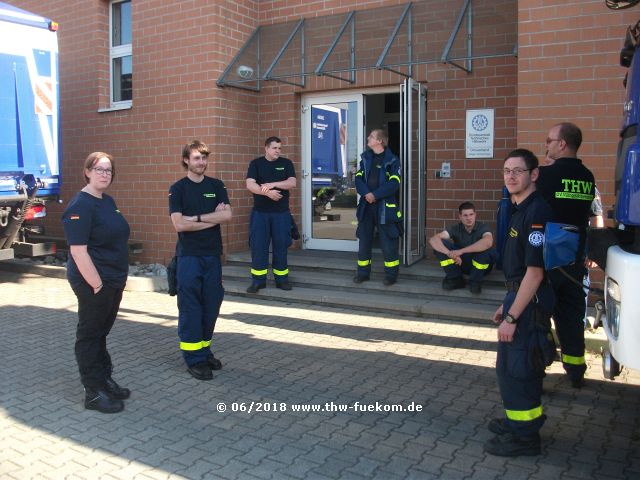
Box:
left=110, top=0, right=132, bottom=105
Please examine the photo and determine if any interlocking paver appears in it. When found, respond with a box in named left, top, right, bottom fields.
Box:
left=1, top=270, right=640, bottom=479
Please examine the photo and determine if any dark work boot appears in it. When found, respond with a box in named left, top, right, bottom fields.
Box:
left=487, top=417, right=511, bottom=435
left=187, top=362, right=213, bottom=380
left=442, top=276, right=465, bottom=291
left=246, top=283, right=265, bottom=294
left=207, top=355, right=223, bottom=371
left=105, top=377, right=131, bottom=400
left=276, top=281, right=292, bottom=291
left=570, top=376, right=585, bottom=389
left=483, top=432, right=541, bottom=457
left=84, top=387, right=124, bottom=414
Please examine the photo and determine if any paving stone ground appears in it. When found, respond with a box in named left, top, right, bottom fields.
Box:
left=1, top=271, right=639, bottom=480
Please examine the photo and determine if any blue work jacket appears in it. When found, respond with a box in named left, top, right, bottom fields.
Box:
left=355, top=147, right=401, bottom=225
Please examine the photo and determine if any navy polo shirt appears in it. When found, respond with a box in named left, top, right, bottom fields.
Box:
left=446, top=221, right=491, bottom=249
left=502, top=190, right=553, bottom=282
left=169, top=176, right=230, bottom=257
left=246, top=156, right=296, bottom=213
left=62, top=191, right=130, bottom=289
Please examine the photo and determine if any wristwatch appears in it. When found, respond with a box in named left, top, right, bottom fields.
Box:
left=197, top=214, right=202, bottom=222
left=504, top=312, right=518, bottom=324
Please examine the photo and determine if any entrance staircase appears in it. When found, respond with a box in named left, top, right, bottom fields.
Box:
left=222, top=250, right=506, bottom=324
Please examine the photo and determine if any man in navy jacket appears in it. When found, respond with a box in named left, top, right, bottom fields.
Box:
left=353, top=129, right=402, bottom=286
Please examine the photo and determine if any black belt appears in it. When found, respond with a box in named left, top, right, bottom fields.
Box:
left=505, top=278, right=551, bottom=292
left=505, top=280, right=521, bottom=292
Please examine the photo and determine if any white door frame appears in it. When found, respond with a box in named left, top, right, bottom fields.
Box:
left=300, top=87, right=410, bottom=252
left=400, top=78, right=427, bottom=266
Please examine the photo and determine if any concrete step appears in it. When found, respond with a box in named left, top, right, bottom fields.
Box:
left=226, top=251, right=506, bottom=286
left=222, top=278, right=497, bottom=324
left=222, top=264, right=505, bottom=305
left=223, top=249, right=504, bottom=322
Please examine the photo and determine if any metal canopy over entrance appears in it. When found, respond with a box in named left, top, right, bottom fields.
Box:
left=217, top=0, right=517, bottom=91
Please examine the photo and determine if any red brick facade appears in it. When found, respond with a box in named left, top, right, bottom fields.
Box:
left=4, top=0, right=636, bottom=264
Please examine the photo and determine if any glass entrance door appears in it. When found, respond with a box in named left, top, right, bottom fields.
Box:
left=302, top=94, right=363, bottom=251
left=400, top=78, right=426, bottom=266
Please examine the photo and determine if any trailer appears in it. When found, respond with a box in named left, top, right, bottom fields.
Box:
left=0, top=1, right=60, bottom=260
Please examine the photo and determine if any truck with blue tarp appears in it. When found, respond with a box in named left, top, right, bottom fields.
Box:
left=0, top=1, right=60, bottom=260
left=589, top=0, right=640, bottom=379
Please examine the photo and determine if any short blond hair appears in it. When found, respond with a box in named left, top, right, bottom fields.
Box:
left=371, top=129, right=388, bottom=147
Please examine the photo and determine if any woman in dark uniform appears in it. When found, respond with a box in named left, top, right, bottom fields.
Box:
left=62, top=152, right=130, bottom=413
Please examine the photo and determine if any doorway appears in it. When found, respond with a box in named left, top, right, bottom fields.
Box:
left=301, top=81, right=426, bottom=265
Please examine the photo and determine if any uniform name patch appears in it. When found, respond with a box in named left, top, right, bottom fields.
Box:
left=70, top=215, right=80, bottom=220
left=203, top=193, right=216, bottom=198
left=275, top=167, right=285, bottom=171
left=529, top=231, right=544, bottom=247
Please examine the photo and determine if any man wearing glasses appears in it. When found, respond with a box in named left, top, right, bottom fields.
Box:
left=537, top=123, right=596, bottom=389
left=169, top=140, right=232, bottom=381
left=485, top=149, right=554, bottom=457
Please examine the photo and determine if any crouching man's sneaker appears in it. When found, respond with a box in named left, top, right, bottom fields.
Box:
left=483, top=432, right=541, bottom=457
left=442, top=277, right=465, bottom=291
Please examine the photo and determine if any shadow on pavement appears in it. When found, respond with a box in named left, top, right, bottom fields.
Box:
left=1, top=289, right=640, bottom=479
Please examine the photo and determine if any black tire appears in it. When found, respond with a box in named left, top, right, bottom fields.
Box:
left=602, top=347, right=621, bottom=380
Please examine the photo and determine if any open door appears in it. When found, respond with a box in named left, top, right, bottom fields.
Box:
left=301, top=93, right=363, bottom=251
left=400, top=78, right=426, bottom=266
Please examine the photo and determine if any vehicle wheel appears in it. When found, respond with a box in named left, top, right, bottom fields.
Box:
left=602, top=347, right=621, bottom=380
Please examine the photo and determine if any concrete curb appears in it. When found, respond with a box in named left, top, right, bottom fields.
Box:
left=0, top=259, right=167, bottom=293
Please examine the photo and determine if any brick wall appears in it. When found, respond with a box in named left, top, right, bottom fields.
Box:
left=6, top=0, right=261, bottom=264
left=518, top=0, right=636, bottom=288
left=252, top=0, right=517, bottom=240
left=518, top=0, right=635, bottom=221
